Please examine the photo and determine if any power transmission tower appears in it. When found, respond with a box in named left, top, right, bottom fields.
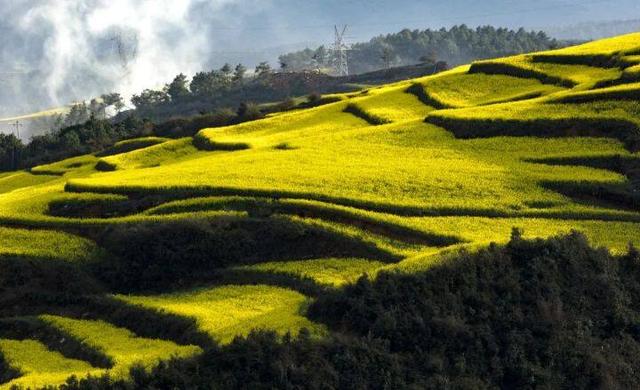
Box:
left=11, top=121, right=22, bottom=170
left=381, top=48, right=392, bottom=70
left=332, top=25, right=350, bottom=76
left=12, top=121, right=22, bottom=139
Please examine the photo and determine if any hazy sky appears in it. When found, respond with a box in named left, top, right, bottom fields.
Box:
left=0, top=0, right=638, bottom=117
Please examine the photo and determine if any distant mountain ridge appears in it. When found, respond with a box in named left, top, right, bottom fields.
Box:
left=545, top=19, right=640, bottom=40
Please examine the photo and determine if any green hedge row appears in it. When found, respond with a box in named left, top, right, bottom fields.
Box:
left=343, top=103, right=392, bottom=125
left=554, top=86, right=640, bottom=104
left=469, top=61, right=575, bottom=87
left=541, top=179, right=639, bottom=211
left=95, top=138, right=167, bottom=158
left=0, top=350, right=20, bottom=384
left=405, top=83, right=451, bottom=109
left=192, top=133, right=251, bottom=152
left=0, top=317, right=113, bottom=369
left=530, top=53, right=620, bottom=68
left=426, top=114, right=640, bottom=151
left=147, top=196, right=462, bottom=247
left=93, top=216, right=397, bottom=292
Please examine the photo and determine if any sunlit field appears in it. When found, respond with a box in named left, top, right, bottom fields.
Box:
left=2, top=32, right=640, bottom=388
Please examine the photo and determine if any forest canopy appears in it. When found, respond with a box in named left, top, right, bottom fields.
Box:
left=279, top=25, right=558, bottom=73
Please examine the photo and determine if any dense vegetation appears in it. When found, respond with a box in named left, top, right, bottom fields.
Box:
left=0, top=100, right=273, bottom=172
left=1, top=32, right=640, bottom=389
left=279, top=25, right=559, bottom=74
left=27, top=232, right=640, bottom=389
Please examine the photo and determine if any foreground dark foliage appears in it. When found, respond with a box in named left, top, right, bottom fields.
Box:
left=311, top=230, right=640, bottom=388
left=95, top=216, right=393, bottom=292
left=43, top=231, right=640, bottom=389
left=0, top=255, right=103, bottom=316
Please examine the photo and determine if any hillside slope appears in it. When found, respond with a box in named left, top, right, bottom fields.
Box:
left=1, top=32, right=640, bottom=388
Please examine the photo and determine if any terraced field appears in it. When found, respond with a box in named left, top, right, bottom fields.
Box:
left=1, top=32, right=640, bottom=388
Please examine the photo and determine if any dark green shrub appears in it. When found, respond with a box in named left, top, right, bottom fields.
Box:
left=343, top=103, right=391, bottom=125
left=406, top=83, right=450, bottom=109
left=236, top=102, right=264, bottom=121
left=0, top=317, right=113, bottom=369
left=192, top=133, right=250, bottom=151
left=309, top=231, right=640, bottom=388
left=95, top=216, right=393, bottom=292
left=530, top=53, right=621, bottom=68
left=152, top=110, right=238, bottom=138
left=0, top=350, right=20, bottom=384
left=0, top=255, right=103, bottom=317
left=426, top=114, right=640, bottom=152
left=94, top=160, right=117, bottom=172
left=469, top=61, right=575, bottom=87
left=556, top=87, right=640, bottom=103
left=56, top=233, right=640, bottom=389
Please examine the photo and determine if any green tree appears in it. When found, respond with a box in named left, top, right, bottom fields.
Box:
left=61, top=130, right=81, bottom=152
left=166, top=73, right=190, bottom=101
left=101, top=93, right=125, bottom=113
left=221, top=63, right=232, bottom=77
left=312, top=46, right=327, bottom=68
left=0, top=133, right=23, bottom=170
left=89, top=98, right=106, bottom=119
left=131, top=89, right=170, bottom=110
left=190, top=70, right=226, bottom=96
left=64, top=102, right=90, bottom=127
left=255, top=62, right=273, bottom=78
left=232, top=64, right=247, bottom=84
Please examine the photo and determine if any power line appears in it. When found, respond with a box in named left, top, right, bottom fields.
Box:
left=12, top=121, right=22, bottom=139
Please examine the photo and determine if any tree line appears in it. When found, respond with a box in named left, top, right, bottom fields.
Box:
left=279, top=25, right=559, bottom=74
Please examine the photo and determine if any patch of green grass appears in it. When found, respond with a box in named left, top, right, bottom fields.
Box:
left=0, top=226, right=100, bottom=261
left=622, top=64, right=640, bottom=82
left=117, top=285, right=325, bottom=344
left=470, top=55, right=622, bottom=88
left=427, top=100, right=640, bottom=150
left=392, top=216, right=640, bottom=273
left=420, top=73, right=564, bottom=108
left=96, top=137, right=169, bottom=157
left=0, top=339, right=100, bottom=390
left=531, top=32, right=640, bottom=65
left=237, top=258, right=386, bottom=288
left=31, top=155, right=99, bottom=177
left=552, top=82, right=640, bottom=103
left=196, top=101, right=369, bottom=149
left=97, top=138, right=201, bottom=171
left=344, top=102, right=393, bottom=125
left=67, top=119, right=630, bottom=218
left=348, top=83, right=434, bottom=122
left=144, top=196, right=461, bottom=247
left=39, top=315, right=201, bottom=377
left=0, top=172, right=59, bottom=193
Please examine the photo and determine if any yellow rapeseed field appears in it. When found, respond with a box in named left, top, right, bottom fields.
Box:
left=2, top=32, right=640, bottom=388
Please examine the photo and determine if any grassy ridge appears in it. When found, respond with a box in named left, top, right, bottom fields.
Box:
left=0, top=339, right=99, bottom=390
left=427, top=100, right=640, bottom=150
left=469, top=55, right=621, bottom=88
left=39, top=315, right=201, bottom=376
left=118, top=286, right=325, bottom=345
left=419, top=73, right=564, bottom=108
left=95, top=137, right=169, bottom=157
